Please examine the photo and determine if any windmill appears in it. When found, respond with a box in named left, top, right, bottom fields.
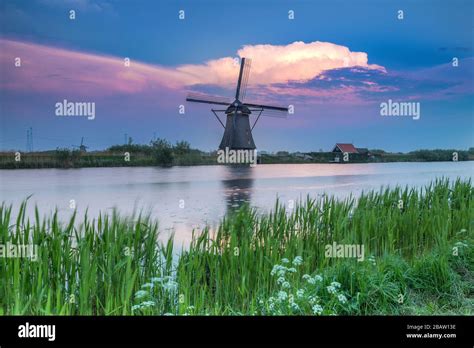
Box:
left=186, top=58, right=288, bottom=150
left=72, top=137, right=88, bottom=152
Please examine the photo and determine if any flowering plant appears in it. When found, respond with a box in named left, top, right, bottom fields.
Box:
left=259, top=257, right=354, bottom=315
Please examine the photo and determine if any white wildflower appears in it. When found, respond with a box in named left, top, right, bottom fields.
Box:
left=327, top=285, right=337, bottom=294
left=134, top=290, right=148, bottom=299
left=338, top=294, right=347, bottom=304
left=140, top=300, right=155, bottom=307
left=271, top=265, right=281, bottom=276
left=281, top=281, right=290, bottom=289
left=162, top=280, right=178, bottom=292
left=277, top=276, right=285, bottom=285
left=368, top=256, right=376, bottom=266
left=330, top=281, right=341, bottom=289
left=277, top=291, right=288, bottom=301
left=281, top=258, right=290, bottom=264
left=271, top=265, right=287, bottom=277
left=312, top=304, right=323, bottom=315
left=292, top=256, right=303, bottom=266
left=290, top=302, right=300, bottom=311
left=296, top=289, right=305, bottom=298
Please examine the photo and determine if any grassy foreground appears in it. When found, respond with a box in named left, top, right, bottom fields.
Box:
left=0, top=179, right=472, bottom=315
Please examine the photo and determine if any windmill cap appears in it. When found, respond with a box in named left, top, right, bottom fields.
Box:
left=226, top=102, right=251, bottom=115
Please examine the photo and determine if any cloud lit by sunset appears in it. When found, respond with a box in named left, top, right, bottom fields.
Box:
left=1, top=39, right=386, bottom=97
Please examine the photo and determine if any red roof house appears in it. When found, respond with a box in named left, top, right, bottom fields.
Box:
left=332, top=143, right=359, bottom=154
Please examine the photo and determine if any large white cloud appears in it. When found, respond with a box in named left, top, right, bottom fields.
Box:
left=178, top=41, right=385, bottom=87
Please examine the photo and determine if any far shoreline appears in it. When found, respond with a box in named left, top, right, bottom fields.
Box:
left=0, top=158, right=472, bottom=171
left=0, top=145, right=472, bottom=170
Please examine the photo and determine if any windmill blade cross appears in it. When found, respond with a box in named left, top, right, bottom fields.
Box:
left=235, top=57, right=248, bottom=101
left=246, top=101, right=289, bottom=120
left=186, top=93, right=231, bottom=106
left=239, top=58, right=252, bottom=102
left=248, top=108, right=288, bottom=119
left=259, top=109, right=289, bottom=118
left=244, top=102, right=289, bottom=112
left=185, top=57, right=289, bottom=150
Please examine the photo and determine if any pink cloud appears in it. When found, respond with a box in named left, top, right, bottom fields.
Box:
left=0, top=39, right=193, bottom=97
left=0, top=39, right=385, bottom=99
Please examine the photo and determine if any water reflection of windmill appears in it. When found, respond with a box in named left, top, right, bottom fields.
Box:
left=186, top=58, right=289, bottom=150
left=221, top=166, right=255, bottom=211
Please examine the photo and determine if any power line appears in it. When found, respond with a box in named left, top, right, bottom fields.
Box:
left=26, top=127, right=33, bottom=152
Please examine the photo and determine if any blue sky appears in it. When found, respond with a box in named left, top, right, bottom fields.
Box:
left=0, top=0, right=473, bottom=152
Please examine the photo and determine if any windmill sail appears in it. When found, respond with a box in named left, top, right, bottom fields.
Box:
left=234, top=58, right=247, bottom=100
left=246, top=101, right=289, bottom=119
left=244, top=102, right=288, bottom=112
left=239, top=58, right=252, bottom=102
left=186, top=93, right=231, bottom=106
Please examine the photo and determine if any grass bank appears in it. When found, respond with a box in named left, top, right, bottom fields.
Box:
left=1, top=148, right=472, bottom=169
left=0, top=179, right=472, bottom=315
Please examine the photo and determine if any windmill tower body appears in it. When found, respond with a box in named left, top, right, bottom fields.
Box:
left=220, top=104, right=255, bottom=150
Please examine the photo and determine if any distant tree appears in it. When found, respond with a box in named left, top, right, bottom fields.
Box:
left=55, top=148, right=71, bottom=164
left=55, top=148, right=81, bottom=168
left=408, top=149, right=468, bottom=161
left=174, top=141, right=191, bottom=156
left=369, top=149, right=386, bottom=155
left=71, top=149, right=81, bottom=162
left=108, top=143, right=152, bottom=155
left=150, top=138, right=173, bottom=166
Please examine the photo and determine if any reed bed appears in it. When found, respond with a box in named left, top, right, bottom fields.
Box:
left=0, top=178, right=472, bottom=315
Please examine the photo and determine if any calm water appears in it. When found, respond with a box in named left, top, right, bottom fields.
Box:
left=0, top=162, right=472, bottom=245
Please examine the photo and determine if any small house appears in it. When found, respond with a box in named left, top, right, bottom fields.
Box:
left=332, top=143, right=358, bottom=154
